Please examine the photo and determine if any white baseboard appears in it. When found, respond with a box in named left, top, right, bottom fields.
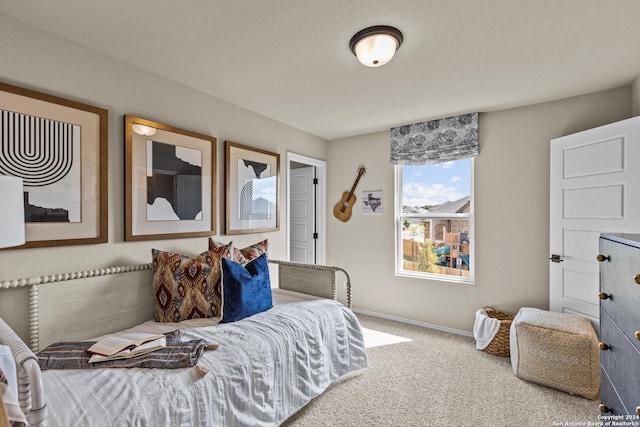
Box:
left=352, top=308, right=474, bottom=338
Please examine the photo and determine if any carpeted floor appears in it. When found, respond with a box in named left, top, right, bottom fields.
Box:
left=282, top=313, right=599, bottom=427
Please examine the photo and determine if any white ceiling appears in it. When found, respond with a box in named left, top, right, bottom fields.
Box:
left=2, top=1, right=640, bottom=140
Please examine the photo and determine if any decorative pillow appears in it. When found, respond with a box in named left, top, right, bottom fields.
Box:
left=1, top=367, right=27, bottom=427
left=151, top=243, right=233, bottom=322
left=194, top=244, right=234, bottom=315
left=221, top=253, right=273, bottom=323
left=209, top=238, right=268, bottom=265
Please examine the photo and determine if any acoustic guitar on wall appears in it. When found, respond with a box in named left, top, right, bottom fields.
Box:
left=333, top=166, right=366, bottom=222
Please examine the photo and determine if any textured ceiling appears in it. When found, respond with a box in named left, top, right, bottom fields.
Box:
left=2, top=1, right=640, bottom=140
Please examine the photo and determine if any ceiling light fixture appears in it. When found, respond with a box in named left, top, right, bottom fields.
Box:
left=349, top=25, right=403, bottom=67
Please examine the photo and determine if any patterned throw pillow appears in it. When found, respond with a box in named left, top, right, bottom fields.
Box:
left=151, top=244, right=233, bottom=322
left=208, top=238, right=268, bottom=265
left=195, top=244, right=234, bottom=315
left=1, top=367, right=27, bottom=426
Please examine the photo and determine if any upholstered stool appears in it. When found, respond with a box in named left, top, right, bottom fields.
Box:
left=509, top=307, right=599, bottom=400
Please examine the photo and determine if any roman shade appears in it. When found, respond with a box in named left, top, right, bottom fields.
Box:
left=390, top=112, right=479, bottom=165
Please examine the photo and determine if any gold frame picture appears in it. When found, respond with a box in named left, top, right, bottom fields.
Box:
left=225, top=141, right=280, bottom=235
left=125, top=115, right=216, bottom=241
left=0, top=82, right=108, bottom=248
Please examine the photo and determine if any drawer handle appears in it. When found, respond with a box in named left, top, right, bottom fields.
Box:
left=636, top=331, right=640, bottom=341
left=637, top=406, right=640, bottom=416
left=598, top=292, right=610, bottom=300
left=635, top=274, right=640, bottom=285
left=596, top=254, right=610, bottom=262
left=598, top=342, right=610, bottom=350
left=599, top=404, right=610, bottom=413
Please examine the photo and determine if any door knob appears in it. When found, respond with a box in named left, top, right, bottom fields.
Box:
left=598, top=342, right=609, bottom=350
left=598, top=292, right=610, bottom=300
left=596, top=254, right=610, bottom=262
left=549, top=254, right=563, bottom=263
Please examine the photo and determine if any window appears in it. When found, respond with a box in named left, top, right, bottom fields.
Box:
left=396, top=158, right=473, bottom=283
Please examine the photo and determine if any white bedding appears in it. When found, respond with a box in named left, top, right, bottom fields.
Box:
left=41, top=289, right=368, bottom=426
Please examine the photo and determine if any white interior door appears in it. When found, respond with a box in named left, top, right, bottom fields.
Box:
left=550, top=116, right=640, bottom=333
left=289, top=165, right=316, bottom=263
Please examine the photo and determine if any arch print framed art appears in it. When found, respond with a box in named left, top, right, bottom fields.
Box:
left=0, top=82, right=108, bottom=248
left=225, top=141, right=280, bottom=235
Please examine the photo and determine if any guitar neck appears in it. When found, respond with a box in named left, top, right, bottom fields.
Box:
left=347, top=174, right=362, bottom=201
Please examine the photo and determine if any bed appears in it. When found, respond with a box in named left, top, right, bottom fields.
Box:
left=0, top=255, right=368, bottom=427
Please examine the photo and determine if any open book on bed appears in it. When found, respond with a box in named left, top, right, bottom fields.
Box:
left=87, top=332, right=166, bottom=363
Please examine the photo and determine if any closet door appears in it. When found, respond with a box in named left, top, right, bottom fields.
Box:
left=549, top=116, right=640, bottom=333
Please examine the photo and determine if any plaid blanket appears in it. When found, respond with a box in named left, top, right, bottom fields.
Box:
left=1, top=368, right=27, bottom=427
left=37, top=330, right=208, bottom=370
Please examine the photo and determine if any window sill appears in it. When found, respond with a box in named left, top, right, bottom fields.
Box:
left=395, top=270, right=475, bottom=285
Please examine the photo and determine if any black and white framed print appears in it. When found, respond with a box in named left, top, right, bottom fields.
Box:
left=225, top=141, right=279, bottom=235
left=362, top=190, right=383, bottom=215
left=0, top=82, right=108, bottom=248
left=125, top=115, right=216, bottom=241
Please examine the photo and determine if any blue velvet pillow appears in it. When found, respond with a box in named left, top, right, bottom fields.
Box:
left=221, top=253, right=273, bottom=323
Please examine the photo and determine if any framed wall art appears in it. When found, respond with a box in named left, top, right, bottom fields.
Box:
left=362, top=190, right=383, bottom=215
left=225, top=141, right=280, bottom=234
left=0, top=82, right=108, bottom=248
left=125, top=115, right=216, bottom=241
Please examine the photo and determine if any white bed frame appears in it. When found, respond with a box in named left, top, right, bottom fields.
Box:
left=0, top=259, right=352, bottom=426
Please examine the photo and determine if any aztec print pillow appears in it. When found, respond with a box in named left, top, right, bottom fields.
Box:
left=208, top=238, right=268, bottom=265
left=151, top=243, right=233, bottom=322
left=221, top=253, right=273, bottom=323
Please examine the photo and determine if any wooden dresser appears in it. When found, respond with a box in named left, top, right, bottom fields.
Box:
left=598, top=233, right=640, bottom=416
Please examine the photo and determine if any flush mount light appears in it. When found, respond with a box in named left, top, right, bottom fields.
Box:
left=349, top=25, right=403, bottom=67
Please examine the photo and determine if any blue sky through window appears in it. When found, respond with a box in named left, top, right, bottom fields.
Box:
left=402, top=158, right=471, bottom=208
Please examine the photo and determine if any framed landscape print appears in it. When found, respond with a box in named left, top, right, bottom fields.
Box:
left=225, top=141, right=280, bottom=234
left=125, top=115, right=216, bottom=241
left=0, top=82, right=108, bottom=248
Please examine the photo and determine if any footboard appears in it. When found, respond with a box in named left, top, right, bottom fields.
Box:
left=268, top=259, right=352, bottom=308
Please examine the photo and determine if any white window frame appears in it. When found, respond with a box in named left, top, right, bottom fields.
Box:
left=394, top=160, right=475, bottom=284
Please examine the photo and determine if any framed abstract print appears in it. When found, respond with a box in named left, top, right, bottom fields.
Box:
left=125, top=115, right=216, bottom=241
left=0, top=82, right=108, bottom=248
left=225, top=141, right=280, bottom=234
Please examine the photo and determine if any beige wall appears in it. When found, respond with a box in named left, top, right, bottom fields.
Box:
left=327, top=87, right=632, bottom=333
left=0, top=15, right=328, bottom=340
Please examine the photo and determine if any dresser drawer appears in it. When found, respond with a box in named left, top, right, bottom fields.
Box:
left=600, top=366, right=628, bottom=415
left=599, top=308, right=640, bottom=413
left=599, top=237, right=640, bottom=352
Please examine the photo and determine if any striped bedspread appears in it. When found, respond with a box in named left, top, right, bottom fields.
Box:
left=41, top=290, right=368, bottom=426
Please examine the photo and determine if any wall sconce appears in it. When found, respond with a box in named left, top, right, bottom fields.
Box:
left=349, top=25, right=403, bottom=67
left=132, top=124, right=157, bottom=137
left=0, top=175, right=25, bottom=249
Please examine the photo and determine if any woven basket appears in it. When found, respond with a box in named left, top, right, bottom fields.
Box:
left=481, top=307, right=514, bottom=357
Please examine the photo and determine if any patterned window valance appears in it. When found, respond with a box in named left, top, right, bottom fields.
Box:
left=390, top=112, right=479, bottom=165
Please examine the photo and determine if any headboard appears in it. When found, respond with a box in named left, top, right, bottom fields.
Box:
left=0, top=259, right=351, bottom=353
